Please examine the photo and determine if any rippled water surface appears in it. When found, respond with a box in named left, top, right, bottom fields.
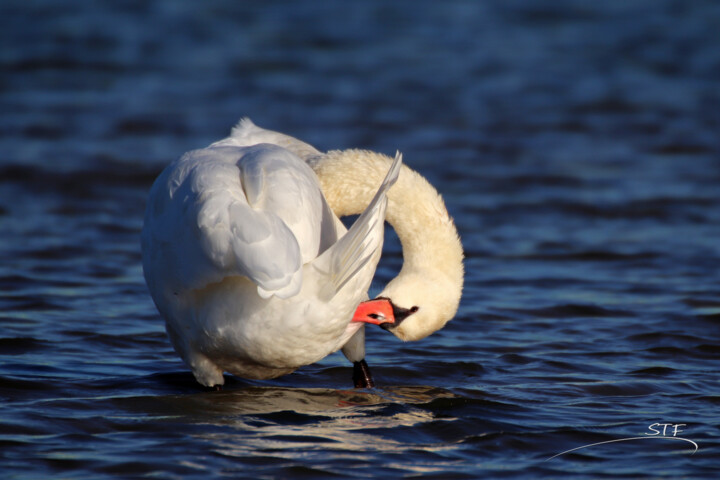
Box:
left=2, top=1, right=720, bottom=478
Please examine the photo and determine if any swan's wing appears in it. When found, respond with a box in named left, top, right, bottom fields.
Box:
left=142, top=144, right=330, bottom=300
left=237, top=144, right=335, bottom=267
left=212, top=118, right=322, bottom=161
left=312, top=151, right=403, bottom=300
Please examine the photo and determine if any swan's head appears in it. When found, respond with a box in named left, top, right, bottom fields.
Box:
left=324, top=147, right=465, bottom=342
left=354, top=270, right=462, bottom=341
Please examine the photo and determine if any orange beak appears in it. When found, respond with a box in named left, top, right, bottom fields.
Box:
left=352, top=298, right=395, bottom=325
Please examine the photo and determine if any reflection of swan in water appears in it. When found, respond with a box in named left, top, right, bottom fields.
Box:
left=192, top=386, right=460, bottom=460
left=155, top=384, right=456, bottom=416
left=134, top=384, right=459, bottom=460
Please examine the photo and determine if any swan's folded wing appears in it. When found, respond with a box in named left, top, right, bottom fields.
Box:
left=195, top=163, right=304, bottom=300
left=312, top=152, right=403, bottom=300
left=237, top=145, right=330, bottom=265
left=143, top=145, right=326, bottom=299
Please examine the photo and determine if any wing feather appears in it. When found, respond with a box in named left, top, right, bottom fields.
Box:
left=312, top=151, right=402, bottom=300
left=142, top=143, right=329, bottom=300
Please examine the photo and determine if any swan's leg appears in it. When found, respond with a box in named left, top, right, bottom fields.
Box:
left=187, top=350, right=225, bottom=388
left=342, top=325, right=375, bottom=388
left=352, top=359, right=375, bottom=388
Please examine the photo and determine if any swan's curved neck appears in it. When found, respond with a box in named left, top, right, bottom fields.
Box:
left=309, top=149, right=464, bottom=338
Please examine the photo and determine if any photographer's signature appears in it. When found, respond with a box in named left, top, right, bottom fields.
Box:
left=547, top=423, right=698, bottom=461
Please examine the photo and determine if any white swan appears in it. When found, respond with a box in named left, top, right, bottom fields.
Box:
left=142, top=119, right=464, bottom=388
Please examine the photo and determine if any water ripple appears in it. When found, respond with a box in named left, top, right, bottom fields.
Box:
left=2, top=0, right=719, bottom=478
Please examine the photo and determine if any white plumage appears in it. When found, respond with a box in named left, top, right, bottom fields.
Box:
left=142, top=122, right=401, bottom=386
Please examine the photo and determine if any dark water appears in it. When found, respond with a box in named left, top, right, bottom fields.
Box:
left=2, top=1, right=719, bottom=478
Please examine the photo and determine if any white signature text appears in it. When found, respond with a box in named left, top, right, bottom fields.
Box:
left=546, top=423, right=698, bottom=461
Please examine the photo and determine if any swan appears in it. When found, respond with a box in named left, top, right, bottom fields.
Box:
left=142, top=119, right=464, bottom=388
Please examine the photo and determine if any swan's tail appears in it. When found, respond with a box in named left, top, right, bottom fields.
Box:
left=313, top=151, right=402, bottom=300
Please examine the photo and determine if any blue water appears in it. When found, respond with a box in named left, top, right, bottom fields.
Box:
left=2, top=1, right=719, bottom=478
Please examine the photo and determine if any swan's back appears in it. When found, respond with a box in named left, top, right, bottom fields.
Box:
left=141, top=143, right=337, bottom=305
left=216, top=118, right=322, bottom=161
